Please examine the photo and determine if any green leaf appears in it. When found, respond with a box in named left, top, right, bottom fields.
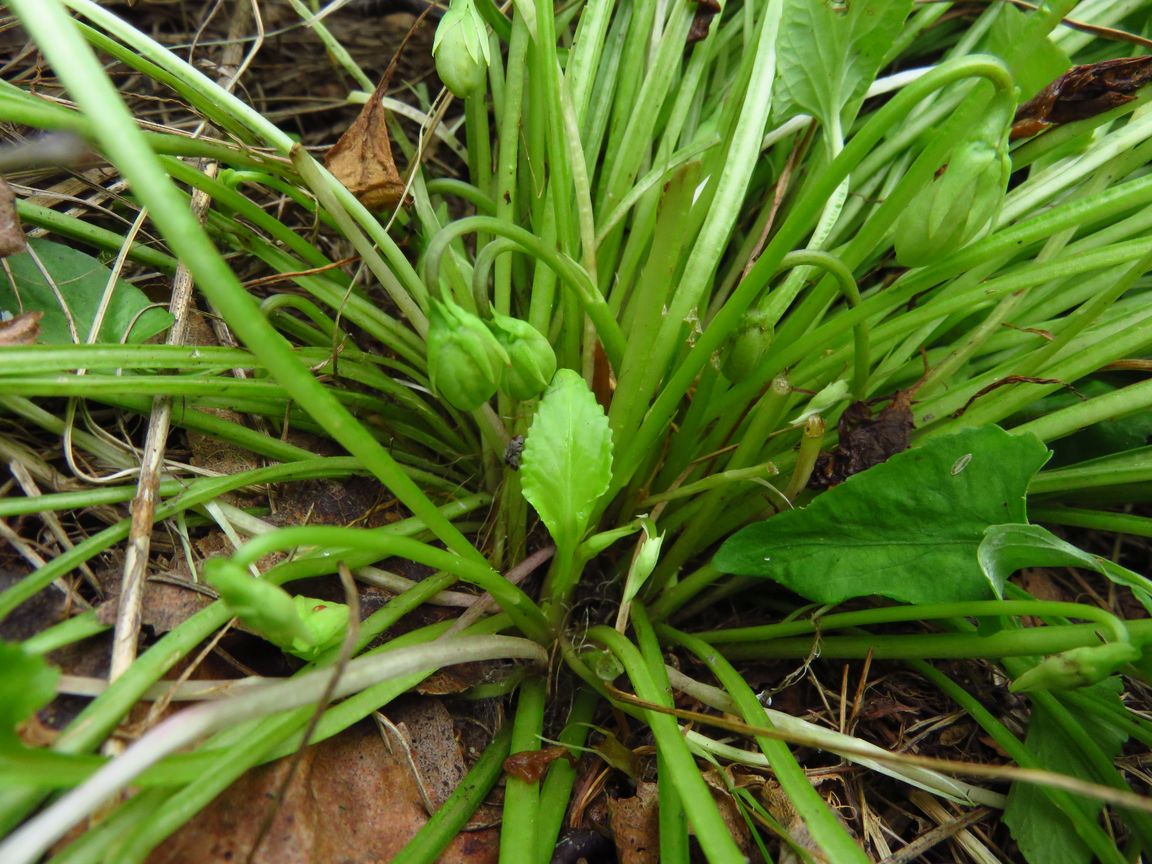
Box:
left=0, top=238, right=172, bottom=343
left=773, top=0, right=913, bottom=131
left=980, top=523, right=1152, bottom=612
left=520, top=369, right=613, bottom=554
left=622, top=520, right=663, bottom=606
left=0, top=642, right=59, bottom=745
left=1004, top=685, right=1128, bottom=864
left=983, top=2, right=1070, bottom=100
left=713, top=426, right=1050, bottom=604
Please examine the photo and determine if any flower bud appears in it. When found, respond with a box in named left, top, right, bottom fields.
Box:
left=427, top=298, right=509, bottom=411
left=893, top=114, right=1011, bottom=267
left=488, top=312, right=556, bottom=400
left=433, top=0, right=490, bottom=98
left=721, top=307, right=773, bottom=382
left=289, top=596, right=349, bottom=660
left=1009, top=642, right=1141, bottom=693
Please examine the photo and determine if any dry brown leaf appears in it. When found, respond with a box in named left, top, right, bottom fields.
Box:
left=385, top=696, right=467, bottom=809
left=503, top=745, right=574, bottom=783
left=0, top=178, right=27, bottom=257
left=607, top=781, right=660, bottom=864
left=325, top=78, right=405, bottom=211
left=1012, top=56, right=1152, bottom=139
left=146, top=721, right=498, bottom=864
left=0, top=312, right=42, bottom=346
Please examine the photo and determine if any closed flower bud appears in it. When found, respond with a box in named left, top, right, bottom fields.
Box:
left=1009, top=642, right=1141, bottom=693
left=427, top=298, right=508, bottom=410
left=893, top=113, right=1012, bottom=267
left=488, top=312, right=557, bottom=400
left=433, top=0, right=490, bottom=98
left=721, top=307, right=773, bottom=382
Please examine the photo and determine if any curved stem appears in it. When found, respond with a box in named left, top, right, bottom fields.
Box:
left=422, top=215, right=625, bottom=371
left=776, top=250, right=869, bottom=399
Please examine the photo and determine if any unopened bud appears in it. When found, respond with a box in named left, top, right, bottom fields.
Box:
left=488, top=312, right=556, bottom=400
left=427, top=298, right=508, bottom=410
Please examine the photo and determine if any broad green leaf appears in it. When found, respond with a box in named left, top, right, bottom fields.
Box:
left=773, top=0, right=913, bottom=131
left=0, top=642, right=59, bottom=745
left=713, top=426, right=1050, bottom=604
left=983, top=2, right=1070, bottom=100
left=980, top=523, right=1152, bottom=612
left=0, top=238, right=172, bottom=344
left=1004, top=685, right=1128, bottom=864
left=520, top=368, right=613, bottom=553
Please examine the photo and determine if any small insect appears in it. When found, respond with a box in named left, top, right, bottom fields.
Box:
left=951, top=453, right=973, bottom=476
left=503, top=435, right=525, bottom=470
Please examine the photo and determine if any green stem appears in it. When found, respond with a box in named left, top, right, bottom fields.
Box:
left=499, top=677, right=547, bottom=863
left=701, top=599, right=1131, bottom=647
left=608, top=55, right=1014, bottom=497
left=586, top=626, right=748, bottom=864
left=911, top=660, right=1129, bottom=864
left=661, top=620, right=871, bottom=864
left=392, top=722, right=513, bottom=864
left=11, top=0, right=483, bottom=567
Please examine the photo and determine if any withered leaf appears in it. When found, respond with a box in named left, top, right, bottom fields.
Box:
left=808, top=386, right=916, bottom=490
left=503, top=745, right=573, bottom=783
left=687, top=0, right=721, bottom=44
left=0, top=179, right=27, bottom=258
left=1012, top=57, right=1152, bottom=140
left=0, top=311, right=41, bottom=346
left=325, top=79, right=406, bottom=211
left=145, top=723, right=497, bottom=864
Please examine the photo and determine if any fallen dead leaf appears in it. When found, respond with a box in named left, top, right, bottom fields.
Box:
left=808, top=387, right=917, bottom=490
left=145, top=720, right=499, bottom=864
left=0, top=311, right=40, bottom=345
left=687, top=0, right=721, bottom=44
left=503, top=745, right=574, bottom=783
left=1012, top=56, right=1152, bottom=140
left=384, top=696, right=466, bottom=810
left=0, top=178, right=26, bottom=257
left=607, top=781, right=660, bottom=864
left=325, top=77, right=405, bottom=211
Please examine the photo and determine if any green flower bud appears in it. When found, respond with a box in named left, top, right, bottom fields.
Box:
left=893, top=114, right=1012, bottom=268
left=427, top=298, right=509, bottom=411
left=488, top=312, right=557, bottom=400
left=433, top=0, right=490, bottom=98
left=721, top=307, right=773, bottom=382
left=202, top=559, right=313, bottom=649
left=1009, top=642, right=1141, bottom=693
left=289, top=596, right=349, bottom=660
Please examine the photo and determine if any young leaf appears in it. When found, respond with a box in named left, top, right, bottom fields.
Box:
left=980, top=523, right=1152, bottom=610
left=713, top=426, right=1050, bottom=604
left=520, top=369, right=613, bottom=554
left=1004, top=685, right=1128, bottom=864
left=984, top=2, right=1070, bottom=101
left=0, top=642, right=58, bottom=746
left=0, top=238, right=172, bottom=343
left=773, top=0, right=913, bottom=131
